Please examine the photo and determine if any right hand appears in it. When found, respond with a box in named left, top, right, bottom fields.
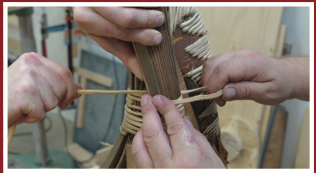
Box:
left=202, top=48, right=309, bottom=106
left=73, top=7, right=165, bottom=80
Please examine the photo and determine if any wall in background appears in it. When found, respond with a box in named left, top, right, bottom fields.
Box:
left=279, top=7, right=310, bottom=168
left=30, top=7, right=123, bottom=122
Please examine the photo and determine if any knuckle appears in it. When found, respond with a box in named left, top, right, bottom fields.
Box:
left=59, top=68, right=72, bottom=79
left=142, top=30, right=156, bottom=45
left=117, top=27, right=130, bottom=40
left=20, top=52, right=41, bottom=66
left=131, top=146, right=141, bottom=162
left=121, top=11, right=134, bottom=27
left=167, top=122, right=184, bottom=136
left=20, top=79, right=38, bottom=95
left=147, top=11, right=156, bottom=26
left=144, top=128, right=159, bottom=143
left=73, top=8, right=90, bottom=27
left=44, top=97, right=58, bottom=112
left=213, top=64, right=227, bottom=78
left=141, top=104, right=153, bottom=115
left=239, top=83, right=252, bottom=99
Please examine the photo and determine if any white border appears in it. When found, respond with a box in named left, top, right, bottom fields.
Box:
left=3, top=2, right=314, bottom=173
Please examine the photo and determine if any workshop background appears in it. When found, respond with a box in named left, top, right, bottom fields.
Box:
left=7, top=6, right=310, bottom=168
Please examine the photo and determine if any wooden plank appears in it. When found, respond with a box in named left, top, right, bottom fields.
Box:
left=100, top=134, right=127, bottom=168
left=76, top=76, right=87, bottom=128
left=274, top=25, right=287, bottom=58
left=295, top=107, right=310, bottom=168
left=261, top=106, right=288, bottom=168
left=65, top=143, right=96, bottom=168
left=133, top=7, right=181, bottom=99
left=8, top=36, right=22, bottom=55
left=259, top=105, right=274, bottom=160
left=96, top=147, right=112, bottom=165
left=125, top=140, right=134, bottom=168
left=196, top=7, right=283, bottom=168
left=198, top=7, right=283, bottom=57
left=73, top=67, right=113, bottom=88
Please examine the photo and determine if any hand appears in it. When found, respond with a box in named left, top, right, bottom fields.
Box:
left=131, top=94, right=225, bottom=168
left=8, top=52, right=82, bottom=128
left=73, top=7, right=165, bottom=80
left=202, top=48, right=309, bottom=106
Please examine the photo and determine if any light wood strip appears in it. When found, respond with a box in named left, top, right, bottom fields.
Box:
left=74, top=67, right=113, bottom=88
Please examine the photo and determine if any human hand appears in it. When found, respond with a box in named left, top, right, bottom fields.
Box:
left=73, top=7, right=165, bottom=80
left=8, top=53, right=82, bottom=128
left=131, top=94, right=225, bottom=168
left=202, top=48, right=308, bottom=106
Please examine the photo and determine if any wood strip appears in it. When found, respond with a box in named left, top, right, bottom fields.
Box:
left=125, top=140, right=134, bottom=168
left=295, top=107, right=310, bottom=168
left=274, top=25, right=287, bottom=58
left=100, top=133, right=127, bottom=168
left=261, top=106, right=288, bottom=168
left=8, top=121, right=18, bottom=149
left=74, top=67, right=114, bottom=88
left=76, top=76, right=87, bottom=128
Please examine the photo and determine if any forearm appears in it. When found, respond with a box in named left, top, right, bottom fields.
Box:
left=281, top=57, right=309, bottom=101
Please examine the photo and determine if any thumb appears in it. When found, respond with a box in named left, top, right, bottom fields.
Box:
left=222, top=81, right=263, bottom=101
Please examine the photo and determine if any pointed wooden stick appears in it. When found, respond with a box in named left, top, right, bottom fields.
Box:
left=8, top=121, right=18, bottom=149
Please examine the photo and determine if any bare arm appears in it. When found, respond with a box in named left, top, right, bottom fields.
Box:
left=201, top=48, right=309, bottom=106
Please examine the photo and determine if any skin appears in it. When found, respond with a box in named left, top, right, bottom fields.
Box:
left=132, top=94, right=225, bottom=168
left=8, top=7, right=309, bottom=168
left=8, top=52, right=82, bottom=128
left=132, top=49, right=309, bottom=168
left=201, top=48, right=309, bottom=106
left=72, top=7, right=165, bottom=80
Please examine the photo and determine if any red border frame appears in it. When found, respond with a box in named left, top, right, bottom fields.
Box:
left=1, top=1, right=314, bottom=172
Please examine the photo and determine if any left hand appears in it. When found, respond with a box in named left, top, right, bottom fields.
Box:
left=131, top=94, right=225, bottom=168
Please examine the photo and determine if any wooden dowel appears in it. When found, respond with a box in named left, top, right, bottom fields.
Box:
left=76, top=86, right=208, bottom=95
left=76, top=90, right=147, bottom=95
left=76, top=87, right=221, bottom=105
left=8, top=121, right=18, bottom=149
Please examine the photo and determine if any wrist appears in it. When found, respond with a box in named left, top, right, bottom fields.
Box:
left=281, top=57, right=309, bottom=101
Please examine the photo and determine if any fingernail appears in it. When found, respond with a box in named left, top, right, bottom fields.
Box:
left=155, top=14, right=164, bottom=26
left=141, top=94, right=148, bottom=107
left=152, top=95, right=164, bottom=108
left=224, top=87, right=236, bottom=101
left=153, top=34, right=162, bottom=45
left=184, top=117, right=194, bottom=128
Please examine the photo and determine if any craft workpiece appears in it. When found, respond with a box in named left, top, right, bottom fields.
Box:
left=95, top=7, right=228, bottom=168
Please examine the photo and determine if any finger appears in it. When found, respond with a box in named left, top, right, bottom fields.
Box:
left=223, top=81, right=274, bottom=104
left=91, top=7, right=164, bottom=28
left=184, top=117, right=213, bottom=153
left=201, top=52, right=235, bottom=86
left=74, top=7, right=162, bottom=46
left=140, top=94, right=172, bottom=166
left=88, top=35, right=143, bottom=80
left=152, top=95, right=201, bottom=157
left=18, top=85, right=46, bottom=124
left=75, top=82, right=83, bottom=99
left=35, top=55, right=77, bottom=109
left=206, top=54, right=262, bottom=98
left=184, top=117, right=226, bottom=168
left=132, top=127, right=154, bottom=168
left=33, top=71, right=59, bottom=112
